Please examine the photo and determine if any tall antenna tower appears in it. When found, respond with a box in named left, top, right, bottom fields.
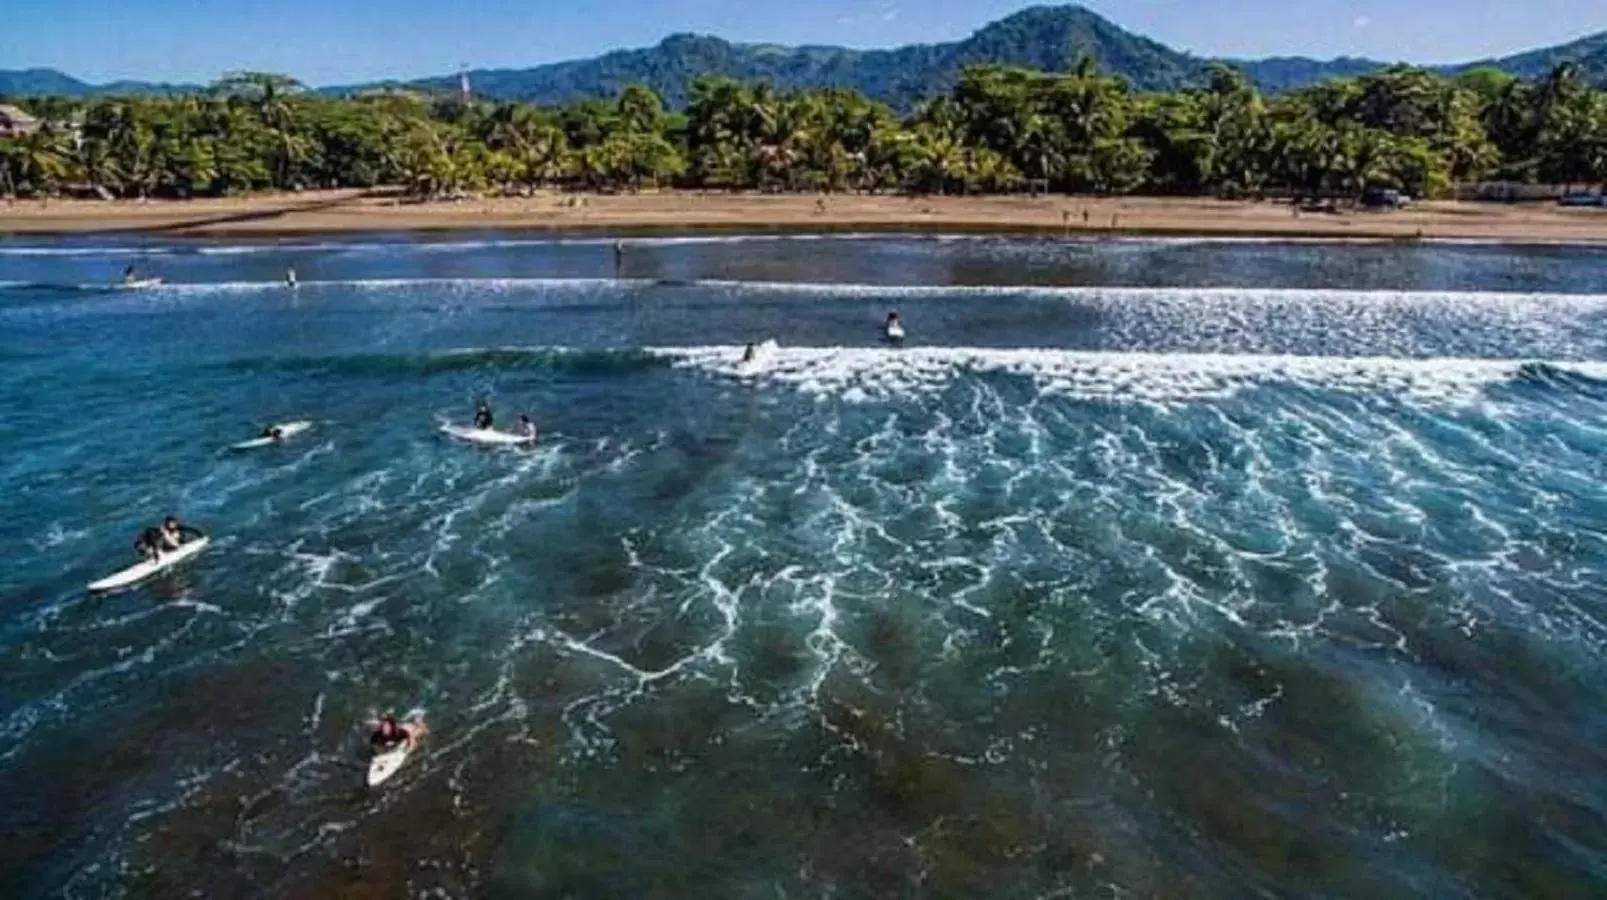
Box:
left=459, top=64, right=471, bottom=103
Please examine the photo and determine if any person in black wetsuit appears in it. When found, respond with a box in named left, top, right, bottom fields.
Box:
left=261, top=425, right=285, bottom=441
left=473, top=401, right=493, bottom=430
left=134, top=526, right=165, bottom=560
left=371, top=714, right=411, bottom=752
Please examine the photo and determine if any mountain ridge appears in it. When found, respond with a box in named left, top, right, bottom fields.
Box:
left=3, top=5, right=1603, bottom=107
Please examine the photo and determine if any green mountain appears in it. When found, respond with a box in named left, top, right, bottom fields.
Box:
left=1448, top=31, right=1607, bottom=83
left=333, top=5, right=1607, bottom=107
left=5, top=5, right=1606, bottom=107
left=339, top=6, right=1207, bottom=108
left=0, top=67, right=196, bottom=98
left=0, top=68, right=94, bottom=96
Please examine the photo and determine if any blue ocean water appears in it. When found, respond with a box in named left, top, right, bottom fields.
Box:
left=2, top=232, right=1607, bottom=898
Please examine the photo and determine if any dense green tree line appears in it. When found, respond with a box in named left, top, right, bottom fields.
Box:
left=2, top=61, right=1604, bottom=200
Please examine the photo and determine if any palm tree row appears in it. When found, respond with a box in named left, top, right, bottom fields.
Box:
left=2, top=60, right=1604, bottom=200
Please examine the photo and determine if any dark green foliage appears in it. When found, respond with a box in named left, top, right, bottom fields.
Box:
left=2, top=55, right=1604, bottom=201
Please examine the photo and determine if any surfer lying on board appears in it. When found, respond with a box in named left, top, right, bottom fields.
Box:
left=370, top=713, right=425, bottom=752
left=261, top=425, right=285, bottom=441
left=474, top=400, right=493, bottom=430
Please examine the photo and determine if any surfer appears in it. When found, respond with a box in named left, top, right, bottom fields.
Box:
left=261, top=425, right=286, bottom=441
left=613, top=241, right=625, bottom=277
left=884, top=311, right=905, bottom=342
left=122, top=263, right=138, bottom=285
left=285, top=268, right=298, bottom=288
left=370, top=713, right=421, bottom=752
left=742, top=343, right=757, bottom=363
left=159, top=516, right=202, bottom=552
left=473, top=400, right=494, bottom=430
left=518, top=414, right=538, bottom=440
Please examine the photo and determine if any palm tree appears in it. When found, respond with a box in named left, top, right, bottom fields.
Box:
left=215, top=72, right=306, bottom=188
left=14, top=123, right=74, bottom=196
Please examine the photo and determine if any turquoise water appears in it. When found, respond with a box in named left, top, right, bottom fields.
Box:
left=2, top=234, right=1607, bottom=898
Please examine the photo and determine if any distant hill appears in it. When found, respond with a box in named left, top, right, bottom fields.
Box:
left=1447, top=31, right=1607, bottom=83
left=335, top=6, right=1211, bottom=109
left=0, top=67, right=195, bottom=98
left=5, top=5, right=1606, bottom=109
left=328, top=5, right=1607, bottom=107
left=1231, top=57, right=1389, bottom=94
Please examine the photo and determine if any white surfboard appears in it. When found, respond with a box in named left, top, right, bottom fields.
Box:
left=440, top=424, right=537, bottom=446
left=120, top=278, right=164, bottom=290
left=88, top=535, right=210, bottom=592
left=885, top=322, right=906, bottom=342
left=736, top=339, right=779, bottom=374
left=367, top=746, right=410, bottom=786
left=231, top=420, right=314, bottom=450
left=366, top=717, right=427, bottom=787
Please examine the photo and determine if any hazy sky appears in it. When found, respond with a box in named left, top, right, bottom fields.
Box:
left=6, top=0, right=1606, bottom=85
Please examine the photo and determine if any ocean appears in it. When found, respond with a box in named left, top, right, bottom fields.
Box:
left=1, top=232, right=1605, bottom=898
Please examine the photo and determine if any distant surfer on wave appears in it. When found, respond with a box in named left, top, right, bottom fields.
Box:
left=884, top=311, right=905, bottom=343
left=285, top=268, right=298, bottom=289
left=122, top=263, right=139, bottom=285
left=261, top=424, right=286, bottom=441
left=474, top=400, right=494, bottom=430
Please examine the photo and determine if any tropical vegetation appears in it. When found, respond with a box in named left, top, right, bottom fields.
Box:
left=2, top=60, right=1605, bottom=201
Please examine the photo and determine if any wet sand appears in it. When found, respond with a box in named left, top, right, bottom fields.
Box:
left=2, top=189, right=1605, bottom=243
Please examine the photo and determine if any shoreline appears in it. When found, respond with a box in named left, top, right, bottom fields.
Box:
left=2, top=190, right=1606, bottom=244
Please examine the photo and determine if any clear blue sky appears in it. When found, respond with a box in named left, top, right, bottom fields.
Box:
left=6, top=0, right=1606, bottom=85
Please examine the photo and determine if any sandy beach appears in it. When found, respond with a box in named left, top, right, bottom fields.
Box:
left=1, top=189, right=1606, bottom=242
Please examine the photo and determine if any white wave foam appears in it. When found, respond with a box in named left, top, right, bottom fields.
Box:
left=105, top=279, right=1607, bottom=314
left=658, top=345, right=1607, bottom=406
left=681, top=280, right=1607, bottom=305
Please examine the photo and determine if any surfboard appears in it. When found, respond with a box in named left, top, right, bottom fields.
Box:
left=230, top=420, right=314, bottom=450
left=366, top=716, right=428, bottom=787
left=440, top=424, right=537, bottom=445
left=88, top=535, right=210, bottom=592
left=885, top=322, right=906, bottom=342
left=366, top=745, right=410, bottom=786
left=119, top=278, right=164, bottom=290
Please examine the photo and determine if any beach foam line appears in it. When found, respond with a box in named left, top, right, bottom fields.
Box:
left=654, top=345, right=1607, bottom=405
